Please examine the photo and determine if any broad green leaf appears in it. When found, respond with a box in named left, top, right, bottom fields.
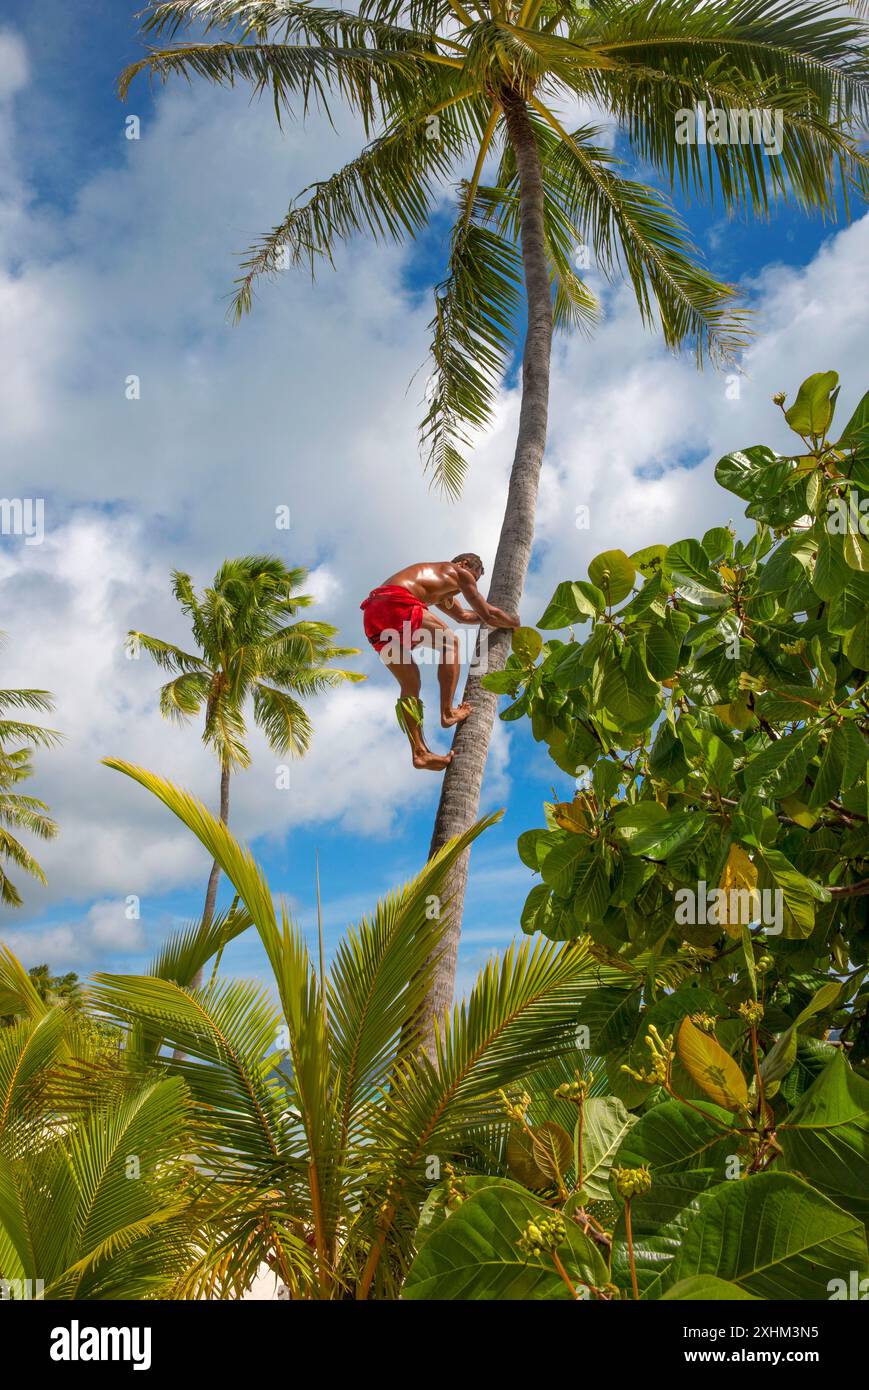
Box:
left=550, top=641, right=589, bottom=691
left=588, top=550, right=635, bottom=606
left=702, top=527, right=734, bottom=563
left=571, top=851, right=611, bottom=925
left=665, top=538, right=718, bottom=587
left=627, top=809, right=706, bottom=860
left=661, top=1276, right=758, bottom=1301
left=517, top=828, right=561, bottom=871
left=537, top=581, right=603, bottom=629
left=664, top=1172, right=868, bottom=1299
left=744, top=728, right=818, bottom=799
left=579, top=1097, right=638, bottom=1201
left=416, top=1176, right=512, bottom=1245
left=715, top=446, right=785, bottom=501
left=520, top=884, right=574, bottom=940
left=784, top=370, right=839, bottom=437
left=480, top=668, right=523, bottom=694
left=597, top=652, right=659, bottom=731
left=845, top=611, right=869, bottom=668
left=812, top=529, right=852, bottom=601
left=843, top=528, right=869, bottom=573
left=683, top=725, right=734, bottom=794
left=511, top=626, right=543, bottom=666
left=612, top=1175, right=714, bottom=1296
left=615, top=1098, right=736, bottom=1176
left=809, top=730, right=846, bottom=809
left=643, top=623, right=681, bottom=681
left=540, top=835, right=591, bottom=898
left=836, top=388, right=869, bottom=447
left=630, top=544, right=668, bottom=578
left=760, top=981, right=845, bottom=1085
left=778, top=1052, right=869, bottom=1224
left=754, top=845, right=825, bottom=939
left=827, top=565, right=869, bottom=634
left=575, top=986, right=641, bottom=1055
left=402, top=1182, right=608, bottom=1300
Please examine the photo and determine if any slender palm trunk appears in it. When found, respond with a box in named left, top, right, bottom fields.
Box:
left=173, top=762, right=231, bottom=1060
left=190, top=761, right=231, bottom=990
left=419, top=90, right=553, bottom=1047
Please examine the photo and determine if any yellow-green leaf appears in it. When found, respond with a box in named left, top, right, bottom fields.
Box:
left=676, top=1016, right=749, bottom=1112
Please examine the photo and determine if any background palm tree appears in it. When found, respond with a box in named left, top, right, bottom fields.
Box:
left=129, top=555, right=362, bottom=977
left=121, top=0, right=869, bottom=1035
left=0, top=641, right=60, bottom=906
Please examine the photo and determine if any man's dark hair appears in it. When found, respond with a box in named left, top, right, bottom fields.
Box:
left=452, top=552, right=484, bottom=576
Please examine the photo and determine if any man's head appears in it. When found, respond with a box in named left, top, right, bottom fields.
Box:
left=452, top=552, right=484, bottom=580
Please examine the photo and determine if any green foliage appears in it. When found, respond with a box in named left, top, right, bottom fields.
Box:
left=0, top=637, right=60, bottom=905
left=0, top=1004, right=199, bottom=1298
left=403, top=1179, right=608, bottom=1299
left=409, top=373, right=869, bottom=1299
left=0, top=761, right=624, bottom=1298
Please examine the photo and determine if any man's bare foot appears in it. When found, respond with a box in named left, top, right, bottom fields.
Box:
left=412, top=749, right=454, bottom=772
left=441, top=703, right=472, bottom=728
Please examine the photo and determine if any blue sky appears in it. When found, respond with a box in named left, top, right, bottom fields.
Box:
left=1, top=0, right=867, bottom=999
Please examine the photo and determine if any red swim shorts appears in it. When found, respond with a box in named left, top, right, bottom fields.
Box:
left=360, top=585, right=428, bottom=655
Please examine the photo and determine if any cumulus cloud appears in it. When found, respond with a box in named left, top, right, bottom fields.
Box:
left=2, top=897, right=144, bottom=966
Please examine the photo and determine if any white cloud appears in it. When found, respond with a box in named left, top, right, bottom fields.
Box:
left=1, top=897, right=144, bottom=966
left=0, top=31, right=28, bottom=97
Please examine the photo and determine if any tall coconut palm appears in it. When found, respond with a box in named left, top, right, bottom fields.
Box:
left=121, top=0, right=869, bottom=1034
left=129, top=555, right=362, bottom=971
left=0, top=648, right=60, bottom=906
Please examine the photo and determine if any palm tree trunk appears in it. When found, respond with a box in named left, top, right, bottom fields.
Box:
left=172, top=762, right=231, bottom=1059
left=189, top=761, right=230, bottom=992
left=202, top=762, right=231, bottom=920
left=420, top=89, right=553, bottom=1046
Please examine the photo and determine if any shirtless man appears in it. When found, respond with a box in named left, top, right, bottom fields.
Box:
left=360, top=553, right=519, bottom=771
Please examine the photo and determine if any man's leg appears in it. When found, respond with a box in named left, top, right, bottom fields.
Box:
left=382, top=652, right=453, bottom=772
left=417, top=611, right=472, bottom=729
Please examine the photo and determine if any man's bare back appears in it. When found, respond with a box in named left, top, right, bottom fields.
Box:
left=380, top=560, right=519, bottom=629
left=361, top=554, right=519, bottom=773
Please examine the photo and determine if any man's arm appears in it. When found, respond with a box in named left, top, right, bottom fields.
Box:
left=452, top=566, right=520, bottom=629
left=435, top=597, right=478, bottom=624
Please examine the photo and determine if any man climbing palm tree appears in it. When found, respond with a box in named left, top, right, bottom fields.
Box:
left=361, top=553, right=518, bottom=770
left=122, top=0, right=869, bottom=1031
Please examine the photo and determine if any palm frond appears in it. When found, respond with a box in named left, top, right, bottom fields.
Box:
left=148, top=900, right=254, bottom=987
left=352, top=936, right=623, bottom=1295
left=530, top=108, right=749, bottom=364
left=252, top=682, right=312, bottom=756
left=128, top=631, right=207, bottom=675
left=230, top=89, right=484, bottom=316
left=419, top=182, right=526, bottom=497
left=328, top=811, right=502, bottom=1152
left=0, top=948, right=51, bottom=1022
